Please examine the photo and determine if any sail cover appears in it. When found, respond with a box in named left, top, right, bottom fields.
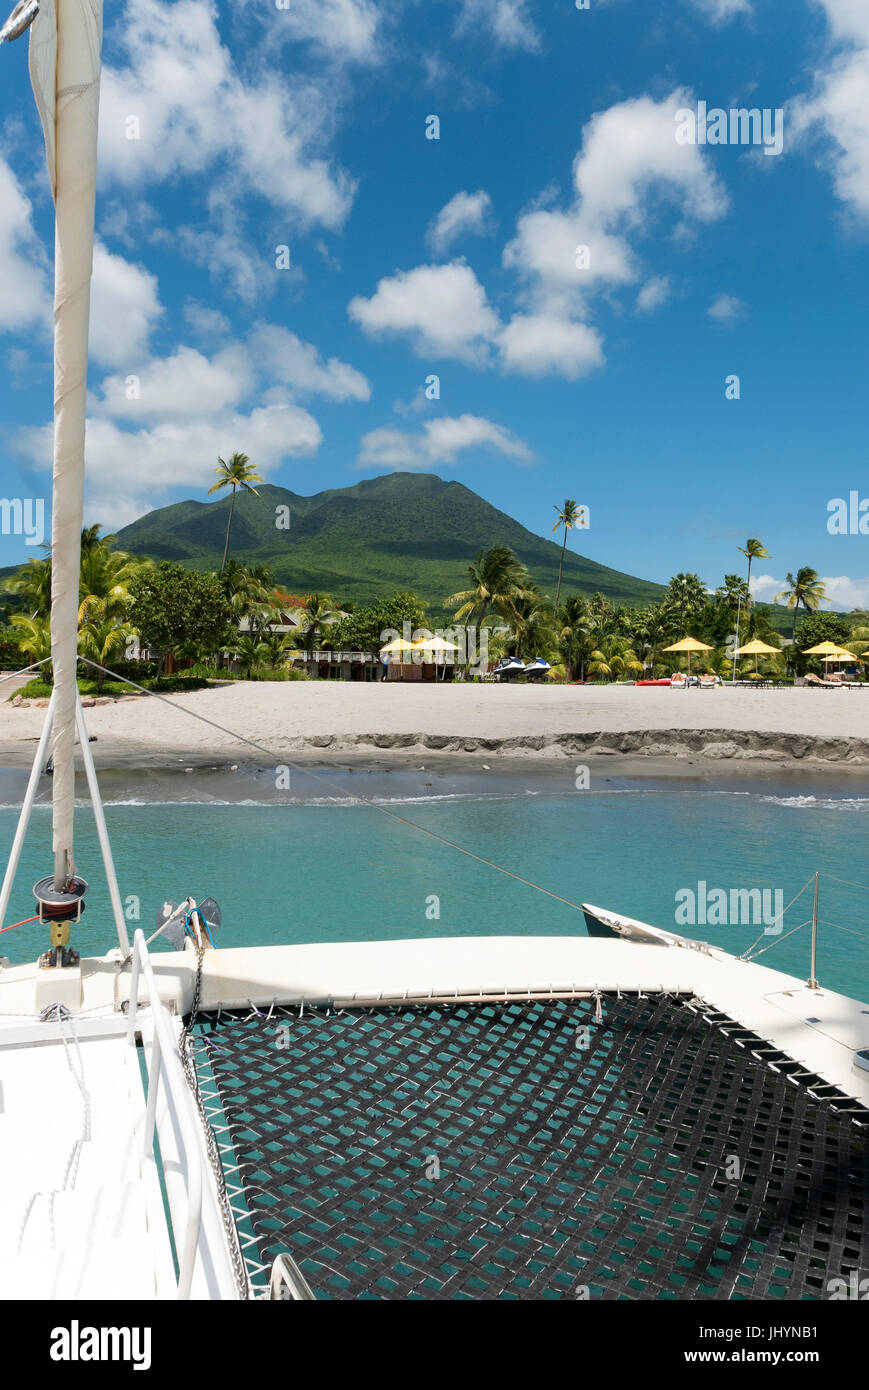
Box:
left=29, top=0, right=103, bottom=887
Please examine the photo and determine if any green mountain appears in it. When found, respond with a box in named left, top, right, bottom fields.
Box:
left=113, top=473, right=665, bottom=616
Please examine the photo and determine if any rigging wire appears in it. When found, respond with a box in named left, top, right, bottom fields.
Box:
left=77, top=657, right=590, bottom=914
left=739, top=875, right=816, bottom=960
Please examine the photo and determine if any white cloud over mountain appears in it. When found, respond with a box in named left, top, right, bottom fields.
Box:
left=348, top=261, right=500, bottom=364
left=357, top=414, right=532, bottom=470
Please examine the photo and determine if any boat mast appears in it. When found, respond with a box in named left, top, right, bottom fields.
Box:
left=31, top=0, right=103, bottom=892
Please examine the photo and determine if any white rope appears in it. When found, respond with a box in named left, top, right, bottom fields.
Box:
left=78, top=658, right=591, bottom=916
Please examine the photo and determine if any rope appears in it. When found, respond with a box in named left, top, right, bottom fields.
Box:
left=820, top=871, right=869, bottom=895
left=77, top=657, right=589, bottom=915
left=739, top=918, right=811, bottom=961
left=739, top=875, right=816, bottom=960
left=0, top=915, right=40, bottom=935
left=0, top=657, right=52, bottom=685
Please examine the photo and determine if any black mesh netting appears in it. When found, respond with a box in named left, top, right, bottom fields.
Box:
left=192, top=994, right=868, bottom=1300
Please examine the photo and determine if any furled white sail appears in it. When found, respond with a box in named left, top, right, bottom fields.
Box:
left=29, top=0, right=103, bottom=888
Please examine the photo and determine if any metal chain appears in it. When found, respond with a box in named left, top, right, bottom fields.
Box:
left=179, top=944, right=250, bottom=1300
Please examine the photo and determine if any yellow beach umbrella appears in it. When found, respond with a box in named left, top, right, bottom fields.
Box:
left=412, top=634, right=460, bottom=680
left=412, top=635, right=460, bottom=654
left=802, top=641, right=845, bottom=655
left=379, top=637, right=416, bottom=656
left=663, top=636, right=713, bottom=676
left=735, top=637, right=780, bottom=676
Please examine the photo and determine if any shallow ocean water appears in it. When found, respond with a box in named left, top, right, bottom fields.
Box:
left=1, top=761, right=867, bottom=1000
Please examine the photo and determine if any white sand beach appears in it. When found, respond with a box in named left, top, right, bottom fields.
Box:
left=1, top=680, right=867, bottom=766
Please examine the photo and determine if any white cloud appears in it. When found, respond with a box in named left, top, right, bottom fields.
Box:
left=797, top=46, right=869, bottom=221
left=503, top=90, right=727, bottom=317
left=0, top=159, right=50, bottom=335
left=356, top=414, right=532, bottom=470
left=93, top=345, right=253, bottom=422
left=249, top=323, right=371, bottom=400
left=183, top=301, right=231, bottom=338
left=348, top=260, right=500, bottom=364
left=258, top=0, right=382, bottom=63
left=636, top=276, right=671, bottom=313
left=455, top=0, right=542, bottom=52
left=689, top=0, right=752, bottom=24
left=751, top=572, right=869, bottom=611
left=427, top=190, right=495, bottom=255
left=708, top=292, right=746, bottom=323
left=498, top=314, right=603, bottom=379
left=99, top=0, right=354, bottom=230
left=90, top=241, right=163, bottom=368
left=17, top=401, right=322, bottom=529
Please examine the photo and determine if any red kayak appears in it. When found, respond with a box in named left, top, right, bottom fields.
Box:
left=634, top=679, right=671, bottom=686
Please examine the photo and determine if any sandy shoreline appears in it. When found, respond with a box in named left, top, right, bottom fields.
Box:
left=1, top=680, right=868, bottom=771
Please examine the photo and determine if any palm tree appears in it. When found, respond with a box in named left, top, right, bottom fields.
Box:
left=78, top=607, right=135, bottom=692
left=552, top=499, right=582, bottom=613
left=662, top=573, right=707, bottom=635
left=230, top=633, right=267, bottom=679
left=208, top=453, right=263, bottom=572
left=11, top=614, right=52, bottom=669
left=259, top=630, right=301, bottom=669
left=587, top=636, right=643, bottom=681
left=446, top=546, right=533, bottom=635
left=504, top=588, right=556, bottom=662
left=296, top=593, right=347, bottom=650
left=739, top=537, right=769, bottom=601
left=776, top=568, right=828, bottom=642
left=558, top=594, right=594, bottom=681
left=4, top=554, right=53, bottom=618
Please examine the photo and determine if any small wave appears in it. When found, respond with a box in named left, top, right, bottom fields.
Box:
left=759, top=794, right=869, bottom=810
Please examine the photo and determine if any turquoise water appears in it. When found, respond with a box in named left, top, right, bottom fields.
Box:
left=2, top=771, right=868, bottom=999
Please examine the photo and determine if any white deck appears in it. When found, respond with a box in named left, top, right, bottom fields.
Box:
left=0, top=1017, right=176, bottom=1299
left=4, top=931, right=865, bottom=1105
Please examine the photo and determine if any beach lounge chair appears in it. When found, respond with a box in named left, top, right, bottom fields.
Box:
left=804, top=672, right=844, bottom=688
left=670, top=671, right=687, bottom=689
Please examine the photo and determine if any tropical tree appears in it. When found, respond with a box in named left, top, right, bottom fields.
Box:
left=4, top=554, right=52, bottom=619
left=587, top=636, right=643, bottom=681
left=446, top=546, right=533, bottom=634
left=502, top=588, right=556, bottom=662
left=229, top=633, right=268, bottom=679
left=208, top=452, right=263, bottom=572
left=739, top=538, right=769, bottom=605
left=78, top=541, right=142, bottom=625
left=661, top=573, right=707, bottom=636
left=78, top=607, right=135, bottom=692
left=552, top=499, right=583, bottom=614
left=296, top=592, right=348, bottom=649
left=11, top=614, right=52, bottom=668
left=776, top=568, right=828, bottom=642
left=129, top=563, right=233, bottom=674
left=258, top=630, right=301, bottom=669
left=558, top=594, right=595, bottom=681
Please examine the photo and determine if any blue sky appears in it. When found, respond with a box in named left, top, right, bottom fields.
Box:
left=1, top=0, right=868, bottom=607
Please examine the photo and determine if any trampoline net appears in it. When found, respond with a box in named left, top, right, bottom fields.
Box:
left=190, top=994, right=868, bottom=1300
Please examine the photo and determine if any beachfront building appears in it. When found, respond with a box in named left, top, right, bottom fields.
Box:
left=291, top=649, right=382, bottom=680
